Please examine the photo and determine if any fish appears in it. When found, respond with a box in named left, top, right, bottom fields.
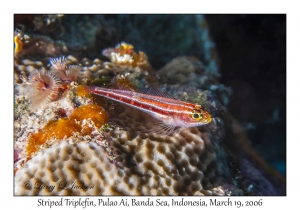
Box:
left=89, top=86, right=212, bottom=134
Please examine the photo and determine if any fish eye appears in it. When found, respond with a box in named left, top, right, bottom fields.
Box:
left=192, top=113, right=202, bottom=120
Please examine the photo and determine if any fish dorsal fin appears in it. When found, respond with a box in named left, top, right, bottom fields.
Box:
left=109, top=76, right=137, bottom=91
left=140, top=83, right=175, bottom=99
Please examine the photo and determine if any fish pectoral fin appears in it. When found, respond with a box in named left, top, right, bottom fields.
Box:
left=146, top=122, right=175, bottom=136
left=173, top=127, right=184, bottom=135
left=107, top=103, right=177, bottom=136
